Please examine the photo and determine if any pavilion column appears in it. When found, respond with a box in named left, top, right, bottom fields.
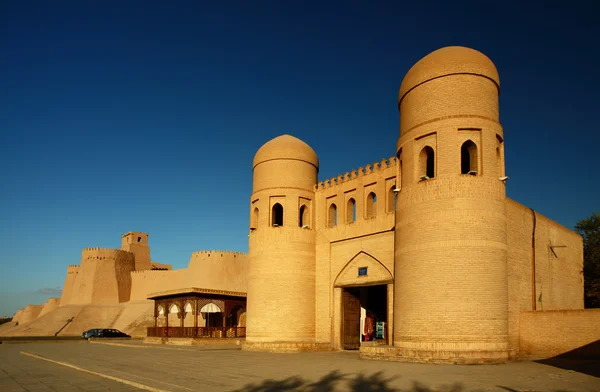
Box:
left=153, top=302, right=157, bottom=328
left=194, top=299, right=198, bottom=328
left=180, top=300, right=184, bottom=328
left=165, top=302, right=169, bottom=338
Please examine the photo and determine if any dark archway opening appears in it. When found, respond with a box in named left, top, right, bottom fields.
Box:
left=272, top=203, right=283, bottom=226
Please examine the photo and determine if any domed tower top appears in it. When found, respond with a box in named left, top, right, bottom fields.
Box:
left=397, top=46, right=501, bottom=139
left=398, top=46, right=500, bottom=104
left=252, top=134, right=319, bottom=193
left=253, top=134, right=319, bottom=170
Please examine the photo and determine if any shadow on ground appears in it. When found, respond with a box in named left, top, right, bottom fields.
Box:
left=231, top=370, right=520, bottom=392
left=535, top=339, right=600, bottom=378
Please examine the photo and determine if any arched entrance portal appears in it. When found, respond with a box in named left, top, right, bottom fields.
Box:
left=342, top=285, right=389, bottom=350
left=334, top=251, right=394, bottom=350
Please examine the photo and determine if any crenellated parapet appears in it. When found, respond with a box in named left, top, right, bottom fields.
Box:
left=316, top=156, right=397, bottom=190
left=81, top=248, right=134, bottom=262
left=191, top=250, right=248, bottom=259
left=131, top=269, right=171, bottom=274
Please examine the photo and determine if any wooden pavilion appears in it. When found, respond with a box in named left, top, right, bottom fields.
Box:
left=146, top=287, right=246, bottom=339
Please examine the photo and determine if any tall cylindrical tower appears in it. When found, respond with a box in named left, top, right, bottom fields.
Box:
left=244, top=134, right=321, bottom=352
left=393, top=46, right=509, bottom=363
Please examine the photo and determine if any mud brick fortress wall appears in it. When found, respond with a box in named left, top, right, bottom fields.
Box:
left=62, top=248, right=135, bottom=305
left=129, top=250, right=247, bottom=300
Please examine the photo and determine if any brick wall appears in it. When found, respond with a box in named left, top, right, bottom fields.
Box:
left=519, top=309, right=600, bottom=359
left=506, top=199, right=584, bottom=354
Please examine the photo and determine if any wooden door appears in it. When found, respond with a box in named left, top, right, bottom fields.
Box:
left=343, top=289, right=361, bottom=350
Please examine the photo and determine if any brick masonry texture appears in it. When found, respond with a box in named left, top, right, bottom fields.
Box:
left=519, top=309, right=600, bottom=359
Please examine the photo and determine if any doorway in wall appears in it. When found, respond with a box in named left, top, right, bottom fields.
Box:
left=342, top=284, right=388, bottom=350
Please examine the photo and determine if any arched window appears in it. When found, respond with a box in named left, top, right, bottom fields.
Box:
left=272, top=203, right=283, bottom=226
left=387, top=186, right=396, bottom=213
left=346, top=198, right=356, bottom=223
left=299, top=205, right=309, bottom=227
left=419, top=146, right=435, bottom=180
left=251, top=207, right=259, bottom=229
left=366, top=192, right=377, bottom=218
left=169, top=304, right=179, bottom=314
left=461, top=140, right=478, bottom=175
left=328, top=204, right=338, bottom=228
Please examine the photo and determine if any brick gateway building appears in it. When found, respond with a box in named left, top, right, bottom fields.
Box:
left=242, top=46, right=593, bottom=363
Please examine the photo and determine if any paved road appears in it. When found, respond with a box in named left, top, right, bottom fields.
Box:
left=0, top=343, right=139, bottom=391
left=1, top=341, right=599, bottom=391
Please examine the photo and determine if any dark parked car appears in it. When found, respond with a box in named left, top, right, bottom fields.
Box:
left=82, top=328, right=130, bottom=339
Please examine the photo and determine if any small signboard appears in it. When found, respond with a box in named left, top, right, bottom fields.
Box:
left=376, top=321, right=385, bottom=339
left=358, top=267, right=368, bottom=276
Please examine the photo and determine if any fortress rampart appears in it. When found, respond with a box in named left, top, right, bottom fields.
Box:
left=12, top=309, right=23, bottom=323
left=19, top=305, right=44, bottom=324
left=130, top=250, right=248, bottom=301
left=68, top=248, right=135, bottom=305
left=38, top=298, right=60, bottom=318
left=60, top=265, right=80, bottom=306
left=130, top=269, right=187, bottom=301
left=188, top=250, right=248, bottom=292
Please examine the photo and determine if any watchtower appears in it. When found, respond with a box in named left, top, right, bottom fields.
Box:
left=244, top=134, right=321, bottom=352
left=121, top=232, right=152, bottom=271
left=393, top=46, right=509, bottom=362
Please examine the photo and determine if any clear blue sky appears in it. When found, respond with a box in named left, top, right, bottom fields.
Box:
left=1, top=1, right=598, bottom=316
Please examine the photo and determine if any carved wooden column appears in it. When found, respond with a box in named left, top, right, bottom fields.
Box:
left=194, top=298, right=198, bottom=335
left=153, top=302, right=158, bottom=328
left=165, top=302, right=169, bottom=338
left=179, top=299, right=184, bottom=328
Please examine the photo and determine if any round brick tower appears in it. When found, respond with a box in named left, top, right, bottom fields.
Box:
left=393, top=46, right=509, bottom=363
left=244, top=134, right=322, bottom=352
